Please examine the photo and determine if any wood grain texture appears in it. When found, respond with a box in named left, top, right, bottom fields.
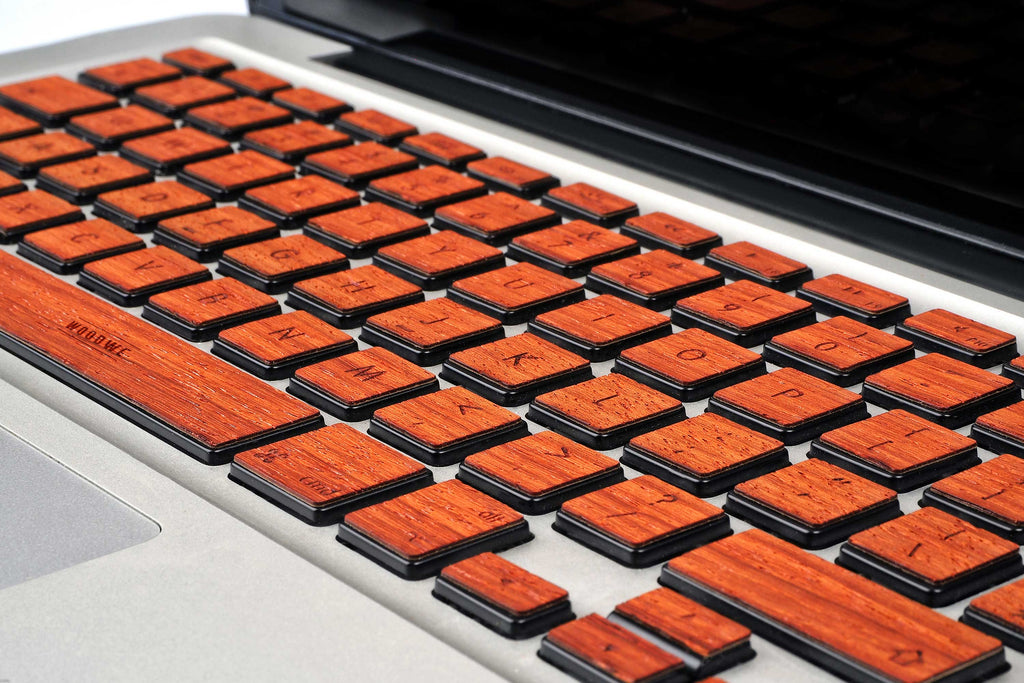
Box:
left=376, top=229, right=502, bottom=276
left=373, top=386, right=522, bottom=449
left=441, top=552, right=568, bottom=616
left=0, top=170, right=20, bottom=193
left=800, top=273, right=908, bottom=314
left=902, top=309, right=1016, bottom=354
left=233, top=422, right=426, bottom=507
left=713, top=367, right=864, bottom=428
left=82, top=245, right=207, bottom=295
left=846, top=507, right=1019, bottom=583
left=242, top=120, right=349, bottom=157
left=561, top=475, right=724, bottom=547
left=969, top=578, right=1024, bottom=633
left=337, top=109, right=417, bottom=140
left=628, top=412, right=784, bottom=477
left=156, top=206, right=277, bottom=249
left=0, top=189, right=84, bottom=238
left=82, top=58, right=180, bottom=90
left=535, top=373, right=681, bottom=433
left=38, top=156, right=150, bottom=194
left=708, top=240, right=809, bottom=279
left=292, top=264, right=421, bottom=314
left=675, top=280, right=813, bottom=331
left=400, top=132, right=484, bottom=165
left=769, top=316, right=913, bottom=371
left=511, top=220, right=637, bottom=265
left=976, top=401, right=1024, bottom=445
left=96, top=180, right=213, bottom=221
left=0, top=132, right=94, bottom=168
left=450, top=261, right=582, bottom=312
left=303, top=142, right=417, bottom=183
left=161, top=48, right=233, bottom=75
left=666, top=529, right=1003, bottom=683
left=185, top=97, right=291, bottom=134
left=365, top=297, right=501, bottom=349
left=243, top=174, right=359, bottom=217
left=0, top=76, right=117, bottom=122
left=343, top=479, right=523, bottom=559
left=218, top=68, right=290, bottom=97
left=533, top=294, right=670, bottom=346
left=217, top=310, right=354, bottom=365
left=734, top=458, right=896, bottom=527
left=66, top=101, right=174, bottom=148
left=120, top=127, right=231, bottom=165
left=0, top=250, right=318, bottom=448
left=147, top=277, right=277, bottom=326
left=181, top=150, right=293, bottom=192
left=463, top=430, right=619, bottom=496
left=589, top=249, right=722, bottom=296
left=306, top=202, right=426, bottom=249
left=294, top=345, right=435, bottom=407
left=623, top=212, right=719, bottom=249
left=272, top=87, right=348, bottom=117
left=930, top=454, right=1024, bottom=526
left=368, top=165, right=485, bottom=206
left=545, top=614, right=685, bottom=683
left=618, top=328, right=763, bottom=387
left=447, top=332, right=588, bottom=390
left=613, top=587, right=750, bottom=658
left=0, top=105, right=42, bottom=140
left=1011, top=356, right=1024, bottom=372
left=22, top=218, right=143, bottom=263
left=133, top=76, right=234, bottom=110
left=466, top=156, right=555, bottom=192
left=864, top=354, right=1014, bottom=411
left=545, top=182, right=637, bottom=217
left=221, top=234, right=347, bottom=278
left=820, top=409, right=976, bottom=474
left=434, top=192, right=556, bottom=237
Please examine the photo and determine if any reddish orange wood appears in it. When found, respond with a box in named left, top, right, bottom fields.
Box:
left=447, top=333, right=588, bottom=390
left=373, top=386, right=522, bottom=449
left=801, top=273, right=908, bottom=315
left=81, top=58, right=180, bottom=91
left=0, top=132, right=94, bottom=170
left=82, top=245, right=207, bottom=295
left=545, top=614, right=685, bottom=683
left=466, top=156, right=556, bottom=193
left=376, top=229, right=502, bottom=276
left=623, top=212, right=720, bottom=250
left=0, top=189, right=83, bottom=239
left=291, top=264, right=421, bottom=315
left=0, top=170, right=20, bottom=194
left=303, top=142, right=417, bottom=184
left=133, top=76, right=234, bottom=110
left=69, top=104, right=174, bottom=141
left=400, top=132, right=483, bottom=165
left=847, top=507, right=1019, bottom=584
left=233, top=423, right=426, bottom=507
left=220, top=234, right=347, bottom=279
left=272, top=87, right=349, bottom=117
left=242, top=120, right=349, bottom=157
left=441, top=552, right=568, bottom=617
left=0, top=105, right=42, bottom=140
left=434, top=192, right=556, bottom=238
left=770, top=316, right=912, bottom=371
left=450, top=262, right=582, bottom=313
left=217, top=310, right=353, bottom=365
left=969, top=579, right=1024, bottom=634
left=676, top=280, right=813, bottom=332
left=713, top=367, right=863, bottom=429
left=22, top=218, right=143, bottom=265
left=511, top=220, right=637, bottom=266
left=590, top=249, right=722, bottom=296
left=365, top=297, right=501, bottom=349
left=902, top=309, right=1016, bottom=355
left=186, top=97, right=291, bottom=133
left=306, top=202, right=426, bottom=251
left=156, top=206, right=276, bottom=250
left=182, top=150, right=294, bottom=192
left=666, top=530, right=1003, bottom=683
left=147, top=277, right=277, bottom=326
left=97, top=180, right=213, bottom=221
left=0, top=76, right=117, bottom=122
left=976, top=401, right=1024, bottom=446
left=294, top=346, right=435, bottom=408
left=619, top=328, right=762, bottom=387
left=709, top=240, right=809, bottom=279
left=864, top=354, right=1014, bottom=412
left=337, top=109, right=417, bottom=140
left=120, top=127, right=231, bottom=166
left=368, top=165, right=485, bottom=206
left=533, top=294, right=669, bottom=347
left=38, top=156, right=150, bottom=196
left=243, top=174, right=359, bottom=218
left=546, top=182, right=637, bottom=218
left=930, top=454, right=1024, bottom=526
left=162, top=48, right=233, bottom=75
left=343, top=479, right=523, bottom=559
left=535, top=373, right=681, bottom=434
left=218, top=68, right=290, bottom=97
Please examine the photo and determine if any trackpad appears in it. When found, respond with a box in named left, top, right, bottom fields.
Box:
left=0, top=429, right=159, bottom=590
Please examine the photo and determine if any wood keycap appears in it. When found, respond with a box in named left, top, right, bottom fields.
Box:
left=287, top=264, right=423, bottom=328
left=303, top=202, right=428, bottom=258
left=586, top=248, right=724, bottom=310
left=432, top=192, right=559, bottom=245
left=93, top=180, right=214, bottom=232
left=213, top=310, right=356, bottom=379
left=813, top=409, right=978, bottom=491
left=542, top=182, right=639, bottom=227
left=839, top=507, right=1023, bottom=606
left=218, top=233, right=348, bottom=293
left=183, top=96, right=292, bottom=139
left=897, top=309, right=1018, bottom=368
left=231, top=422, right=430, bottom=525
left=924, top=454, right=1024, bottom=543
left=1006, top=355, right=1024, bottom=388
left=555, top=475, right=729, bottom=567
left=539, top=614, right=686, bottom=683
left=661, top=529, right=1007, bottom=683
left=365, top=165, right=487, bottom=216
left=0, top=132, right=96, bottom=178
left=335, top=109, right=418, bottom=145
left=300, top=142, right=418, bottom=188
left=79, top=57, right=180, bottom=95
left=706, top=240, right=813, bottom=291
left=18, top=218, right=143, bottom=274
left=290, top=346, right=437, bottom=420
left=798, top=273, right=911, bottom=327
left=178, top=150, right=294, bottom=201
left=240, top=120, right=351, bottom=163
left=218, top=68, right=291, bottom=99
left=459, top=431, right=622, bottom=514
left=623, top=412, right=787, bottom=497
left=529, top=372, right=684, bottom=450
left=361, top=296, right=503, bottom=365
left=79, top=245, right=210, bottom=306
left=369, top=385, right=527, bottom=465
left=709, top=367, right=867, bottom=444
left=677, top=281, right=816, bottom=347
left=862, top=353, right=1019, bottom=428
left=272, top=87, right=351, bottom=122
left=620, top=212, right=722, bottom=257
left=974, top=401, right=1024, bottom=459
left=508, top=220, right=639, bottom=277
left=615, top=327, right=765, bottom=401
left=338, top=479, right=532, bottom=579
left=0, top=250, right=321, bottom=464
left=65, top=104, right=175, bottom=150
left=465, top=156, right=559, bottom=198
left=130, top=76, right=235, bottom=117
left=728, top=458, right=899, bottom=548
left=119, top=127, right=232, bottom=174
left=964, top=579, right=1024, bottom=651
left=143, top=277, right=280, bottom=341
left=399, top=132, right=485, bottom=169
left=528, top=294, right=671, bottom=361
left=0, top=169, right=23, bottom=197
left=36, top=155, right=152, bottom=204
left=153, top=205, right=278, bottom=262
left=0, top=189, right=84, bottom=242
left=0, top=75, right=118, bottom=126
left=374, top=229, right=504, bottom=289
left=238, top=174, right=360, bottom=229
left=765, top=315, right=915, bottom=386
left=162, top=47, right=234, bottom=77
left=0, top=105, right=42, bottom=142
left=447, top=261, right=584, bottom=325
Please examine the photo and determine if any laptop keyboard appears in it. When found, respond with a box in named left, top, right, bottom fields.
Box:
left=1, top=43, right=1023, bottom=683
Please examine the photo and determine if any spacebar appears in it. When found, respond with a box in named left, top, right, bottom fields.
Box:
left=0, top=251, right=322, bottom=464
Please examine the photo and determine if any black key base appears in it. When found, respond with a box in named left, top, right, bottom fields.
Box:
left=526, top=401, right=686, bottom=451
left=919, top=488, right=1024, bottom=545
left=762, top=342, right=915, bottom=387
left=618, top=223, right=722, bottom=259
left=152, top=226, right=280, bottom=263
left=670, top=307, right=818, bottom=348
left=446, top=286, right=586, bottom=326
left=372, top=252, right=505, bottom=291
left=17, top=240, right=144, bottom=275
left=706, top=399, right=869, bottom=446
left=456, top=463, right=625, bottom=516
left=526, top=319, right=672, bottom=363
left=612, top=356, right=766, bottom=402
left=861, top=383, right=1020, bottom=429
left=620, top=446, right=789, bottom=499
left=236, top=194, right=360, bottom=231
left=286, top=374, right=439, bottom=422
left=702, top=255, right=813, bottom=293
left=432, top=577, right=574, bottom=640
left=211, top=337, right=357, bottom=381
left=215, top=258, right=349, bottom=294
left=808, top=439, right=980, bottom=493
left=285, top=287, right=424, bottom=329
left=971, top=421, right=1024, bottom=459
left=585, top=271, right=725, bottom=312
left=539, top=195, right=638, bottom=228
left=894, top=324, right=1019, bottom=369
left=431, top=213, right=560, bottom=247
left=358, top=324, right=504, bottom=367
left=363, top=185, right=488, bottom=218
left=78, top=269, right=212, bottom=307
left=367, top=418, right=531, bottom=467
left=141, top=301, right=281, bottom=342
left=962, top=606, right=1024, bottom=654
left=537, top=636, right=686, bottom=683
left=439, top=360, right=594, bottom=407
left=303, top=222, right=430, bottom=259
left=795, top=288, right=911, bottom=328
left=506, top=242, right=640, bottom=279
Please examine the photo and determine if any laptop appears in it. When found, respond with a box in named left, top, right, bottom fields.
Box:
left=1, top=1, right=1023, bottom=681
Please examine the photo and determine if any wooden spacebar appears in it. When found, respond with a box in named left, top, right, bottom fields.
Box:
left=662, top=530, right=1006, bottom=683
left=0, top=251, right=322, bottom=464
